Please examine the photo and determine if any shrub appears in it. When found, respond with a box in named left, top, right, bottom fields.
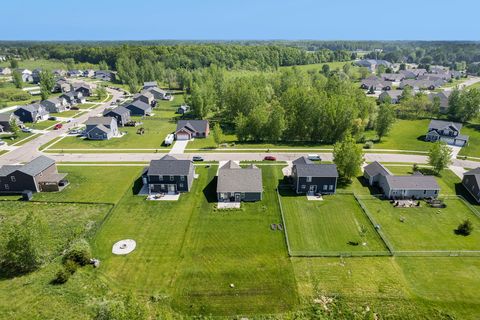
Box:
left=52, top=268, right=71, bottom=284
left=455, top=219, right=473, bottom=236
left=364, top=141, right=374, bottom=149
left=64, top=259, right=78, bottom=274
left=63, top=239, right=92, bottom=266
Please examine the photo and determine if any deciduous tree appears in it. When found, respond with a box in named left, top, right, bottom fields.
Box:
left=333, top=134, right=364, bottom=182
left=428, top=141, right=452, bottom=174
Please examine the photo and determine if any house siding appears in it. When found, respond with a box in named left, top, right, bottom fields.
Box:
left=147, top=172, right=193, bottom=193
left=462, top=175, right=480, bottom=203
left=294, top=174, right=337, bottom=194
left=0, top=170, right=38, bottom=193
left=217, top=191, right=262, bottom=202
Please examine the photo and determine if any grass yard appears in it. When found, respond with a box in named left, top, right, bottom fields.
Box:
left=31, top=120, right=58, bottom=130
left=458, top=123, right=480, bottom=157
left=280, top=193, right=388, bottom=255
left=94, top=165, right=298, bottom=316
left=53, top=110, right=82, bottom=118
left=33, top=166, right=143, bottom=204
left=361, top=196, right=480, bottom=252
left=50, top=117, right=176, bottom=151
left=0, top=131, right=33, bottom=145
left=0, top=59, right=98, bottom=71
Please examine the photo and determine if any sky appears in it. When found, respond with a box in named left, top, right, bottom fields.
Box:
left=1, top=0, right=479, bottom=41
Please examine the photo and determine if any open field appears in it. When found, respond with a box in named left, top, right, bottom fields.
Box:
left=280, top=193, right=388, bottom=255
left=361, top=196, right=480, bottom=252
left=94, top=165, right=298, bottom=316
left=0, top=59, right=99, bottom=71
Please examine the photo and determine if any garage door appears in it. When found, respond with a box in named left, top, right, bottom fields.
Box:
left=176, top=133, right=190, bottom=140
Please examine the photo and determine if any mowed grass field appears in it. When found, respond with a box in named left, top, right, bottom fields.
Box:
left=361, top=196, right=480, bottom=251
left=49, top=96, right=185, bottom=151
left=93, top=165, right=298, bottom=316
left=280, top=193, right=388, bottom=255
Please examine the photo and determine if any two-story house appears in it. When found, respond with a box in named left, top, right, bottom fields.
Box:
left=425, top=120, right=469, bottom=146
left=143, top=155, right=195, bottom=194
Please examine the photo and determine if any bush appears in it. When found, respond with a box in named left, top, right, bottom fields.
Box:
left=364, top=141, right=374, bottom=149
left=63, top=239, right=92, bottom=266
left=455, top=219, right=473, bottom=236
left=64, top=259, right=78, bottom=274
left=52, top=268, right=71, bottom=284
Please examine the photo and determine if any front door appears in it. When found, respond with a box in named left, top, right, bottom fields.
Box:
left=168, top=184, right=176, bottom=193
left=235, top=193, right=241, bottom=202
left=309, top=185, right=317, bottom=194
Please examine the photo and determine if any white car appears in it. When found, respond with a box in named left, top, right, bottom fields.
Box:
left=21, top=127, right=32, bottom=133
left=307, top=154, right=321, bottom=161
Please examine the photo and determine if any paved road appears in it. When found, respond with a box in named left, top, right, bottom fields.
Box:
left=0, top=88, right=123, bottom=165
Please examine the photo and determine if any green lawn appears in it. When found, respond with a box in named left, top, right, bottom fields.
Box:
left=280, top=193, right=388, bottom=255
left=53, top=110, right=82, bottom=118
left=361, top=196, right=480, bottom=251
left=50, top=117, right=176, bottom=150
left=365, top=119, right=431, bottom=151
left=94, top=165, right=298, bottom=316
left=33, top=166, right=143, bottom=204
left=31, top=120, right=58, bottom=130
left=0, top=131, right=33, bottom=145
left=458, top=123, right=480, bottom=157
left=0, top=59, right=98, bottom=71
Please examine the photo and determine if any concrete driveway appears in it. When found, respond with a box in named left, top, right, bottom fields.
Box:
left=169, top=140, right=189, bottom=154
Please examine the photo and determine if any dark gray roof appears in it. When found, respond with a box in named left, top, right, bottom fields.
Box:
left=147, top=155, right=193, bottom=176
left=133, top=91, right=153, bottom=100
left=0, top=156, right=56, bottom=177
left=465, top=168, right=480, bottom=176
left=176, top=120, right=209, bottom=133
left=364, top=161, right=392, bottom=177
left=17, top=103, right=43, bottom=113
left=85, top=117, right=114, bottom=126
left=292, top=156, right=313, bottom=165
left=217, top=161, right=263, bottom=193
left=293, top=158, right=338, bottom=178
left=144, top=81, right=158, bottom=87
left=0, top=113, right=13, bottom=122
left=126, top=100, right=151, bottom=111
left=88, top=124, right=110, bottom=134
left=0, top=165, right=22, bottom=176
left=428, top=120, right=462, bottom=131
left=104, top=106, right=130, bottom=117
left=385, top=175, right=440, bottom=190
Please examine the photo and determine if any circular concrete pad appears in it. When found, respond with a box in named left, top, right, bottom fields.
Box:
left=112, top=239, right=136, bottom=255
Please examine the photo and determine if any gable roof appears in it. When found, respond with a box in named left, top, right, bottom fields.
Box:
left=143, top=81, right=158, bottom=87
left=428, top=119, right=462, bottom=132
left=217, top=161, right=263, bottom=193
left=176, top=120, right=208, bottom=133
left=0, top=156, right=56, bottom=177
left=88, top=124, right=110, bottom=134
left=17, top=103, right=43, bottom=113
left=292, top=157, right=338, bottom=178
left=104, top=106, right=130, bottom=117
left=125, top=100, right=151, bottom=111
left=85, top=116, right=114, bottom=126
left=364, top=161, right=392, bottom=177
left=147, top=155, right=193, bottom=176
left=385, top=175, right=440, bottom=190
left=133, top=91, right=153, bottom=100
left=0, top=113, right=14, bottom=122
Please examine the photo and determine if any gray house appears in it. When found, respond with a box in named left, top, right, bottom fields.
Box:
left=0, top=156, right=68, bottom=194
left=60, top=91, right=86, bottom=105
left=143, top=155, right=195, bottom=194
left=73, top=83, right=93, bottom=97
left=363, top=161, right=440, bottom=199
left=125, top=100, right=152, bottom=116
left=291, top=157, right=338, bottom=195
left=16, top=69, right=33, bottom=82
left=0, top=113, right=22, bottom=132
left=462, top=168, right=480, bottom=203
left=144, top=87, right=168, bottom=100
left=14, top=104, right=49, bottom=123
left=95, top=70, right=115, bottom=82
left=143, top=81, right=158, bottom=90
left=133, top=91, right=154, bottom=106
left=360, top=77, right=392, bottom=91
left=175, top=120, right=210, bottom=140
left=425, top=120, right=469, bottom=147
left=0, top=67, right=12, bottom=75
left=429, top=91, right=451, bottom=114
left=41, top=97, right=68, bottom=113
left=85, top=117, right=119, bottom=140
left=103, top=106, right=131, bottom=126
left=177, top=105, right=190, bottom=114
left=378, top=90, right=403, bottom=104
left=217, top=161, right=263, bottom=202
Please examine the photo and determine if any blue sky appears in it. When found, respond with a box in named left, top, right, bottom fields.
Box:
left=1, top=0, right=479, bottom=40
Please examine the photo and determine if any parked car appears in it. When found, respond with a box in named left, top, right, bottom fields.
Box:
left=307, top=154, right=321, bottom=161
left=0, top=141, right=6, bottom=146
left=54, top=123, right=63, bottom=130
left=192, top=156, right=204, bottom=162
left=48, top=116, right=57, bottom=121
left=264, top=156, right=277, bottom=161
left=21, top=127, right=32, bottom=133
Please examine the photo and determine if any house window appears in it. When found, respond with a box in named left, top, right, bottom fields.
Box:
left=306, top=176, right=312, bottom=182
left=180, top=176, right=185, bottom=181
left=179, top=183, right=184, bottom=188
left=424, top=190, right=427, bottom=194
left=4, top=184, right=9, bottom=190
left=158, top=175, right=163, bottom=181
left=10, top=176, right=16, bottom=182
left=323, top=185, right=328, bottom=191
left=170, top=175, right=174, bottom=181
left=329, top=185, right=334, bottom=190
left=434, top=190, right=438, bottom=194
left=301, top=185, right=306, bottom=189
left=241, top=193, right=245, bottom=199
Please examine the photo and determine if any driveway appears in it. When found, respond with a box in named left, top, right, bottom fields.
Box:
left=169, top=140, right=189, bottom=154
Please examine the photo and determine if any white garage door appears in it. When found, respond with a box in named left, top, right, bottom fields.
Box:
left=176, top=133, right=190, bottom=140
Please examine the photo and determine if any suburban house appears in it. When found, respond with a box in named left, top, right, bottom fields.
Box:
left=72, top=83, right=93, bottom=97
left=462, top=168, right=480, bottom=203
left=425, top=120, right=469, bottom=146
left=399, top=79, right=440, bottom=90
left=16, top=69, right=33, bottom=82
left=60, top=90, right=86, bottom=105
left=41, top=97, right=69, bottom=113
left=400, top=68, right=427, bottom=79
left=85, top=117, right=119, bottom=140
left=133, top=91, right=155, bottom=106
left=144, top=87, right=169, bottom=100
left=175, top=120, right=210, bottom=140
left=14, top=104, right=49, bottom=123
left=363, top=161, right=440, bottom=199
left=103, top=106, right=131, bottom=126
left=217, top=161, right=263, bottom=202
left=354, top=59, right=392, bottom=72
left=67, top=70, right=83, bottom=77
left=83, top=69, right=95, bottom=77
left=124, top=100, right=152, bottom=116
left=32, top=68, right=42, bottom=83
left=0, top=156, right=69, bottom=194
left=378, top=90, right=403, bottom=104
left=0, top=67, right=12, bottom=75
left=53, top=69, right=67, bottom=77
left=291, top=156, right=338, bottom=195
left=381, top=73, right=405, bottom=82
left=429, top=91, right=451, bottom=113
left=95, top=70, right=115, bottom=82
left=0, top=113, right=22, bottom=132
left=143, top=155, right=195, bottom=194
left=53, top=78, right=71, bottom=93
left=143, top=81, right=158, bottom=90
left=360, top=77, right=392, bottom=91
left=177, top=105, right=190, bottom=114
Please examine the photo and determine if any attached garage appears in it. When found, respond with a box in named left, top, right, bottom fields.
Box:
left=175, top=129, right=191, bottom=140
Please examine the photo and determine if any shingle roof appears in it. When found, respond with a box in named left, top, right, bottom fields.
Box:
left=385, top=175, right=440, bottom=190
left=147, top=155, right=193, bottom=176
left=293, top=158, right=338, bottom=178
left=0, top=156, right=57, bottom=177
left=176, top=120, right=208, bottom=133
left=364, top=161, right=392, bottom=177
left=0, top=113, right=13, bottom=122
left=217, top=162, right=263, bottom=193
left=104, top=106, right=130, bottom=116
left=144, top=81, right=157, bottom=87
left=428, top=119, right=462, bottom=131
left=126, top=100, right=151, bottom=111
left=85, top=117, right=114, bottom=126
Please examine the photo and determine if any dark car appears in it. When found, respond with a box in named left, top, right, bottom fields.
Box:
left=192, top=156, right=204, bottom=162
left=264, top=156, right=276, bottom=161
